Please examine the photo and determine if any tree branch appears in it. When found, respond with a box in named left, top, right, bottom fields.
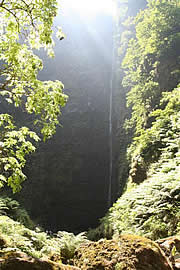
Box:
left=0, top=5, right=20, bottom=32
left=0, top=0, right=5, bottom=8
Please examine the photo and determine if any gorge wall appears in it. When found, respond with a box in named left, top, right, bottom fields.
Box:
left=15, top=11, right=114, bottom=232
left=110, top=0, right=147, bottom=200
left=13, top=0, right=148, bottom=233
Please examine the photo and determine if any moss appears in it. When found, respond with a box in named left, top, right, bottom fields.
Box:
left=72, top=235, right=172, bottom=270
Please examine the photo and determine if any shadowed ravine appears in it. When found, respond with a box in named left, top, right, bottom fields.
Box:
left=15, top=11, right=115, bottom=233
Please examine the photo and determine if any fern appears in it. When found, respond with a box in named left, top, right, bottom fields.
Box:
left=0, top=198, right=8, bottom=215
left=0, top=216, right=61, bottom=259
left=0, top=196, right=34, bottom=228
left=56, top=231, right=88, bottom=260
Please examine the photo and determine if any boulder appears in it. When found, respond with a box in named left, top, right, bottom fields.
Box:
left=0, top=251, right=80, bottom=270
left=72, top=234, right=173, bottom=270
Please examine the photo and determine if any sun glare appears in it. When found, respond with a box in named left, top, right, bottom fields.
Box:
left=61, top=0, right=116, bottom=16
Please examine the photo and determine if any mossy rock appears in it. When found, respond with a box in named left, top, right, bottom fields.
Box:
left=72, top=234, right=173, bottom=270
left=0, top=251, right=80, bottom=270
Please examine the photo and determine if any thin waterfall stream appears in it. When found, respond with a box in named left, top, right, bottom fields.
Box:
left=107, top=24, right=114, bottom=208
left=108, top=79, right=113, bottom=208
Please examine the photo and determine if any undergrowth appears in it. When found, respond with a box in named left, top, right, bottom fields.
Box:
left=0, top=213, right=88, bottom=261
left=0, top=215, right=61, bottom=258
left=89, top=152, right=180, bottom=241
left=0, top=196, right=34, bottom=229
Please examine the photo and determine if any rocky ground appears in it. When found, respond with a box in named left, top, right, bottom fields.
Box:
left=0, top=234, right=179, bottom=270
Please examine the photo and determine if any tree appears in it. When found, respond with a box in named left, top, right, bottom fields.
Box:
left=0, top=0, right=68, bottom=192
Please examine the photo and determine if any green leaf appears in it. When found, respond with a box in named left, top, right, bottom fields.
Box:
left=0, top=175, right=7, bottom=182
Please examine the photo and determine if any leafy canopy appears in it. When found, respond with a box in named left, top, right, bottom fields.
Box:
left=0, top=0, right=68, bottom=192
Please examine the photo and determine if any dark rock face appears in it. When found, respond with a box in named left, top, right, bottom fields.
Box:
left=15, top=13, right=114, bottom=232
left=109, top=0, right=147, bottom=200
left=72, top=234, right=173, bottom=270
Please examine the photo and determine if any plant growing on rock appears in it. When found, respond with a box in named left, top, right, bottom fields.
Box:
left=56, top=231, right=88, bottom=261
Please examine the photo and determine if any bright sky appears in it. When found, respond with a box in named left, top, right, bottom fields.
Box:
left=61, top=0, right=116, bottom=16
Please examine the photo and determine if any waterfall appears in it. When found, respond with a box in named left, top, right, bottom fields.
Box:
left=107, top=24, right=115, bottom=208
left=108, top=77, right=113, bottom=208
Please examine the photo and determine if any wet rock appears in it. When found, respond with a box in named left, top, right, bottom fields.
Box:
left=73, top=234, right=173, bottom=269
left=0, top=252, right=80, bottom=270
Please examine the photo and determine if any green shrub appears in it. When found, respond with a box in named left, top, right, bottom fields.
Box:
left=0, top=196, right=34, bottom=229
left=0, top=215, right=61, bottom=259
left=100, top=153, right=180, bottom=240
left=56, top=231, right=88, bottom=261
left=128, top=87, right=180, bottom=179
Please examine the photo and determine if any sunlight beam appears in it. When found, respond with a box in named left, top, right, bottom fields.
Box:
left=61, top=0, right=116, bottom=16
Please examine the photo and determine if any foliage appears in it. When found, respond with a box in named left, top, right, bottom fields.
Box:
left=0, top=215, right=61, bottom=259
left=119, top=0, right=180, bottom=186
left=100, top=1, right=180, bottom=238
left=128, top=86, right=180, bottom=175
left=97, top=82, right=180, bottom=240
left=88, top=1, right=180, bottom=242
left=0, top=0, right=68, bottom=191
left=56, top=231, right=88, bottom=261
left=0, top=212, right=88, bottom=262
left=0, top=114, right=40, bottom=192
left=0, top=196, right=34, bottom=228
left=122, top=0, right=180, bottom=135
left=99, top=148, right=180, bottom=240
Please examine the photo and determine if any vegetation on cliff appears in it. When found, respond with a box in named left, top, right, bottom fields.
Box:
left=89, top=0, right=180, bottom=241
left=123, top=0, right=180, bottom=136
left=123, top=0, right=180, bottom=178
left=98, top=156, right=180, bottom=240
